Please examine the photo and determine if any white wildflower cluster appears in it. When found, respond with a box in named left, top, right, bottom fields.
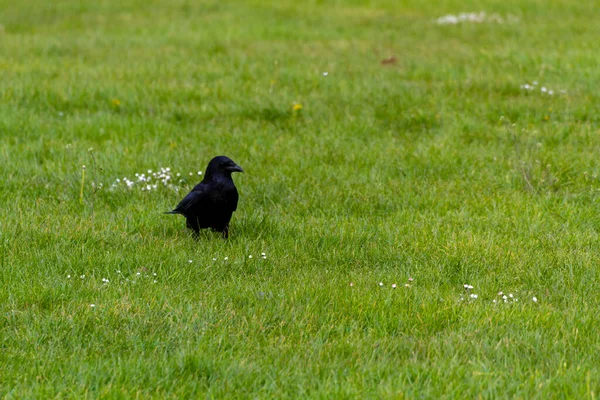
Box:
left=459, top=283, right=478, bottom=301
left=375, top=277, right=414, bottom=289
left=492, top=291, right=519, bottom=304
left=520, top=81, right=566, bottom=96
left=67, top=269, right=159, bottom=288
left=123, top=270, right=159, bottom=284
left=458, top=286, right=540, bottom=305
left=435, top=12, right=518, bottom=25
left=110, top=167, right=203, bottom=192
left=209, top=252, right=267, bottom=263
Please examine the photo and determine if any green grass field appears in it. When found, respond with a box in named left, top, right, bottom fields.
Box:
left=2, top=0, right=600, bottom=397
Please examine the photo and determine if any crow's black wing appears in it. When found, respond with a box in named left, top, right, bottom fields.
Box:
left=171, top=187, right=210, bottom=215
left=228, top=186, right=239, bottom=212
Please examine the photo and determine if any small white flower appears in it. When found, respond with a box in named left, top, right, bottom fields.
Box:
left=197, top=171, right=202, bottom=175
left=90, top=304, right=95, bottom=308
left=80, top=275, right=85, bottom=279
left=153, top=273, right=157, bottom=276
left=532, top=296, right=538, bottom=303
left=349, top=282, right=354, bottom=287
left=509, top=293, right=514, bottom=298
left=136, top=272, right=141, bottom=276
left=392, top=284, right=397, bottom=289
left=224, top=257, right=228, bottom=261
left=502, top=295, right=508, bottom=300
left=188, top=260, right=193, bottom=263
left=212, top=258, right=217, bottom=261
left=189, top=172, right=193, bottom=176
left=379, top=282, right=384, bottom=287
left=408, top=277, right=414, bottom=282
left=261, top=252, right=266, bottom=256
left=248, top=255, right=253, bottom=259
left=405, top=283, right=411, bottom=288
left=323, top=72, right=328, bottom=76
left=148, top=170, right=152, bottom=173
left=116, top=270, right=121, bottom=274
left=470, top=294, right=478, bottom=299
left=153, top=280, right=158, bottom=283
left=541, top=86, right=548, bottom=93
left=493, top=299, right=497, bottom=303
left=67, top=275, right=71, bottom=279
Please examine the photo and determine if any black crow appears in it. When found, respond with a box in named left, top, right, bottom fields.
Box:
left=165, top=156, right=243, bottom=238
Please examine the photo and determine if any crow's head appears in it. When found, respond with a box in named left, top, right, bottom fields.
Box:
left=205, top=156, right=244, bottom=178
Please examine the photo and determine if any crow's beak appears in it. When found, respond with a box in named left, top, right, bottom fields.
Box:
left=229, top=165, right=244, bottom=173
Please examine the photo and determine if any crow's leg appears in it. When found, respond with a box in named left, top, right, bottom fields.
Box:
left=222, top=225, right=229, bottom=239
left=186, top=217, right=201, bottom=238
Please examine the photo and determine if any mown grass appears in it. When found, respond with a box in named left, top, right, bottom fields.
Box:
left=1, top=0, right=600, bottom=398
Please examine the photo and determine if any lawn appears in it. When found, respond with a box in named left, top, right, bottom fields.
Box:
left=1, top=0, right=600, bottom=398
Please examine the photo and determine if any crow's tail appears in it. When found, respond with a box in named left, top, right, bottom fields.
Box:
left=164, top=210, right=179, bottom=215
